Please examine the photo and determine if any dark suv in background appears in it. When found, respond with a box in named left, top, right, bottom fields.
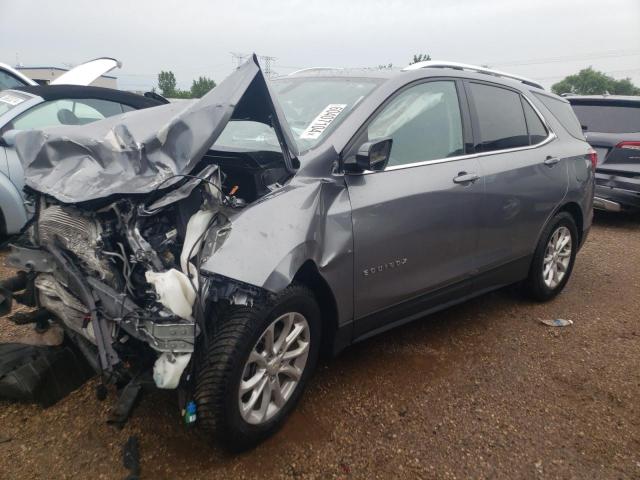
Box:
left=567, top=95, right=640, bottom=212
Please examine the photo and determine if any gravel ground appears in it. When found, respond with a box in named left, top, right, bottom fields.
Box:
left=0, top=211, right=639, bottom=479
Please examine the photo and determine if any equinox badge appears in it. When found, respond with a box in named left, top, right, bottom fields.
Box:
left=363, top=258, right=408, bottom=277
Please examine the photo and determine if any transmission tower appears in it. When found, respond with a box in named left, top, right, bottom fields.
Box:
left=260, top=55, right=276, bottom=78
left=230, top=52, right=277, bottom=77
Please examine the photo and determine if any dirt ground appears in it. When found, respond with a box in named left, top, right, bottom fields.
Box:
left=0, top=211, right=639, bottom=479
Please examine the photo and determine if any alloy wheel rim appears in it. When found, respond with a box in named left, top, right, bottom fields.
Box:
left=542, top=226, right=572, bottom=289
left=238, top=312, right=310, bottom=425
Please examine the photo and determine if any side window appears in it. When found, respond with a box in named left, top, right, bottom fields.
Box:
left=469, top=83, right=529, bottom=152
left=12, top=100, right=72, bottom=130
left=522, top=98, right=548, bottom=145
left=365, top=80, right=464, bottom=167
left=11, top=98, right=124, bottom=130
left=71, top=99, right=123, bottom=122
left=533, top=92, right=584, bottom=140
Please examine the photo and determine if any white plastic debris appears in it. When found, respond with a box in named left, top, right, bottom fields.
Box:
left=153, top=352, right=192, bottom=389
left=540, top=318, right=573, bottom=327
left=180, top=209, right=216, bottom=278
left=145, top=269, right=196, bottom=320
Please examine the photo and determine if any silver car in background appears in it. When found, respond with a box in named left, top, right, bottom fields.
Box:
left=3, top=58, right=594, bottom=450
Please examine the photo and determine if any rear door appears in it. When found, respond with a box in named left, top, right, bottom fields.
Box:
left=345, top=79, right=483, bottom=336
left=465, top=81, right=568, bottom=290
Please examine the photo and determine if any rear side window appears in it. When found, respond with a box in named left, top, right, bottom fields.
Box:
left=570, top=103, right=640, bottom=134
left=469, top=83, right=529, bottom=152
left=522, top=99, right=548, bottom=144
left=533, top=92, right=584, bottom=140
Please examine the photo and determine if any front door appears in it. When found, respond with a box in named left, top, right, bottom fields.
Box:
left=344, top=79, right=483, bottom=337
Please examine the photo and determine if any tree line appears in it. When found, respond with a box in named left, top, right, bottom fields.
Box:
left=157, top=71, right=216, bottom=98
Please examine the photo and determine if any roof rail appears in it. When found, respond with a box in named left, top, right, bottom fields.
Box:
left=402, top=61, right=544, bottom=90
left=288, top=67, right=343, bottom=76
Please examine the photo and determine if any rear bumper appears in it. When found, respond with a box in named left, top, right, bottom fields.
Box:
left=594, top=169, right=640, bottom=211
left=594, top=185, right=640, bottom=212
left=593, top=196, right=623, bottom=212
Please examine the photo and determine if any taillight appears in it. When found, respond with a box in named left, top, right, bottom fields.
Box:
left=588, top=148, right=597, bottom=170
left=615, top=141, right=640, bottom=150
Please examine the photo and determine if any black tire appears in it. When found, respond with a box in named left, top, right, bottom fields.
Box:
left=194, top=283, right=321, bottom=451
left=524, top=211, right=578, bottom=302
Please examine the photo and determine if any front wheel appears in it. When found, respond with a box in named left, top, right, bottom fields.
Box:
left=524, top=211, right=578, bottom=301
left=194, top=284, right=321, bottom=451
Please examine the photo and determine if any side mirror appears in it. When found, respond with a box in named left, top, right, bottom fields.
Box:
left=581, top=124, right=588, bottom=132
left=0, top=130, right=18, bottom=148
left=355, top=138, right=392, bottom=172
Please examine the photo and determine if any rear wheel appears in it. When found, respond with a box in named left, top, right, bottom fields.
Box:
left=194, top=284, right=321, bottom=451
left=524, top=211, right=578, bottom=301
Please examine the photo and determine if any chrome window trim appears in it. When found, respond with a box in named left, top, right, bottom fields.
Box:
left=380, top=130, right=556, bottom=173
left=351, top=90, right=556, bottom=175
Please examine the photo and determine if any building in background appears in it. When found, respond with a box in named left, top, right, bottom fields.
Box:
left=15, top=66, right=117, bottom=88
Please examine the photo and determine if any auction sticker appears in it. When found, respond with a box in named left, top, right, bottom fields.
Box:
left=300, top=104, right=347, bottom=140
left=0, top=93, right=25, bottom=106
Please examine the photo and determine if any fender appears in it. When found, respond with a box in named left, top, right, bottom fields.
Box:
left=199, top=176, right=355, bottom=326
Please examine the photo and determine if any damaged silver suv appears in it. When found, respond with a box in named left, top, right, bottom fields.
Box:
left=2, top=57, right=594, bottom=450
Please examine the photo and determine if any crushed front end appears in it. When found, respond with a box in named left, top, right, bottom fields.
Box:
left=5, top=172, right=224, bottom=388
left=2, top=55, right=298, bottom=429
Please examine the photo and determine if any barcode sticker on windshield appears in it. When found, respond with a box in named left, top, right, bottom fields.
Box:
left=0, top=94, right=25, bottom=106
left=300, top=104, right=347, bottom=140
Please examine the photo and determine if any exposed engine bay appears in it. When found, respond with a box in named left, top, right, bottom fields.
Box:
left=0, top=56, right=309, bottom=433
left=6, top=149, right=289, bottom=388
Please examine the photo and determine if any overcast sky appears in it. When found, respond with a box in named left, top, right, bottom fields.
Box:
left=1, top=0, right=638, bottom=91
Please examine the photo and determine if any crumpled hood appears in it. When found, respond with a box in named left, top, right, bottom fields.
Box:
left=15, top=55, right=296, bottom=203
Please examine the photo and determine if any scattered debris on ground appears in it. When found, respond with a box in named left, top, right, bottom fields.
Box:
left=539, top=318, right=573, bottom=327
left=122, top=435, right=141, bottom=480
left=0, top=341, right=93, bottom=407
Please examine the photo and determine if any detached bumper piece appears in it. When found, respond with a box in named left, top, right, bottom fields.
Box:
left=0, top=342, right=93, bottom=407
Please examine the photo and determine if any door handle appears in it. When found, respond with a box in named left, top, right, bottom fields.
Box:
left=544, top=156, right=560, bottom=166
left=453, top=172, right=480, bottom=184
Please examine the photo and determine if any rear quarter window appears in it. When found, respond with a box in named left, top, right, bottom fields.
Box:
left=532, top=92, right=584, bottom=140
left=522, top=98, right=548, bottom=145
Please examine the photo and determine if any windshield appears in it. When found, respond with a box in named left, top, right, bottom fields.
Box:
left=213, top=77, right=382, bottom=153
left=0, top=91, right=30, bottom=117
left=571, top=102, right=640, bottom=134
